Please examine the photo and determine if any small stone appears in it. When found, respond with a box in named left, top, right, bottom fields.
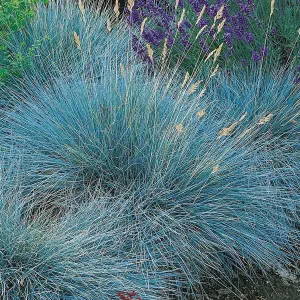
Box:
left=282, top=278, right=291, bottom=286
left=217, top=288, right=232, bottom=295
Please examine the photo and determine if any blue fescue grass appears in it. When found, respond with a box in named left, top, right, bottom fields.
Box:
left=0, top=0, right=300, bottom=297
left=0, top=164, right=169, bottom=299
left=1, top=57, right=300, bottom=297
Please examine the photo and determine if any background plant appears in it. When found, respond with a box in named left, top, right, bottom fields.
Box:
left=0, top=0, right=49, bottom=82
left=126, top=0, right=299, bottom=72
left=0, top=0, right=130, bottom=108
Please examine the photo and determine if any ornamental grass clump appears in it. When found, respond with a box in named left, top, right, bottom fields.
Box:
left=1, top=1, right=300, bottom=297
left=1, top=63, right=213, bottom=192
left=0, top=165, right=166, bottom=299
left=1, top=54, right=300, bottom=296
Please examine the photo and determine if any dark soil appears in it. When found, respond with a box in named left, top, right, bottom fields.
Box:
left=200, top=273, right=300, bottom=300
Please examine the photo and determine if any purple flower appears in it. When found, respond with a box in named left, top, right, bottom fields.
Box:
left=251, top=50, right=261, bottom=62
left=208, top=5, right=218, bottom=18
left=271, top=27, right=277, bottom=35
left=132, top=35, right=152, bottom=64
left=245, top=32, right=254, bottom=43
left=127, top=8, right=142, bottom=25
left=142, top=29, right=165, bottom=46
left=127, top=0, right=261, bottom=68
left=199, top=38, right=209, bottom=53
left=197, top=17, right=209, bottom=28
left=177, top=0, right=184, bottom=8
left=189, top=0, right=207, bottom=13
left=182, top=19, right=192, bottom=29
left=167, top=37, right=174, bottom=47
left=260, top=46, right=268, bottom=58
left=242, top=58, right=248, bottom=66
left=224, top=32, right=232, bottom=45
left=180, top=36, right=192, bottom=50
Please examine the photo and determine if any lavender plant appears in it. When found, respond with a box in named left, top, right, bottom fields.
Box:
left=126, top=0, right=299, bottom=72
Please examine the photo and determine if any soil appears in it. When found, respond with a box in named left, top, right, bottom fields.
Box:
left=199, top=273, right=300, bottom=300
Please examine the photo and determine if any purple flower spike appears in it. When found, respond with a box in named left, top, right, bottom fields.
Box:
left=245, top=32, right=254, bottom=44
left=126, top=0, right=262, bottom=68
left=251, top=50, right=261, bottom=62
left=242, top=58, right=248, bottom=66
left=260, top=46, right=268, bottom=58
left=143, top=29, right=165, bottom=46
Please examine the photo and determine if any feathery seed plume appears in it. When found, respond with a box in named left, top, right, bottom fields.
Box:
left=120, top=63, right=125, bottom=77
left=215, top=5, right=224, bottom=20
left=196, top=5, right=206, bottom=25
left=146, top=43, right=154, bottom=62
left=182, top=72, right=190, bottom=89
left=213, top=43, right=223, bottom=63
left=188, top=80, right=203, bottom=95
left=270, top=0, right=275, bottom=16
left=176, top=123, right=183, bottom=133
left=212, top=165, right=220, bottom=173
left=197, top=110, right=206, bottom=119
left=210, top=64, right=219, bottom=78
left=128, top=0, right=135, bottom=13
left=217, top=18, right=226, bottom=35
left=196, top=25, right=208, bottom=40
left=114, top=0, right=120, bottom=18
left=140, top=18, right=147, bottom=35
left=78, top=0, right=86, bottom=21
left=218, top=113, right=247, bottom=139
left=73, top=31, right=81, bottom=50
left=162, top=38, right=168, bottom=61
left=107, top=18, right=112, bottom=33
left=258, top=113, right=273, bottom=125
left=204, top=48, right=217, bottom=63
left=178, top=8, right=185, bottom=28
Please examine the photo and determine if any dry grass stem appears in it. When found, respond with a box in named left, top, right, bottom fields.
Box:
left=182, top=72, right=190, bottom=88
left=178, top=9, right=186, bottom=28
left=114, top=0, right=120, bottom=18
left=146, top=43, right=154, bottom=62
left=258, top=113, right=273, bottom=125
left=127, top=0, right=135, bottom=13
left=176, top=123, right=183, bottom=133
left=140, top=18, right=147, bottom=35
left=196, top=5, right=206, bottom=25
left=73, top=31, right=81, bottom=50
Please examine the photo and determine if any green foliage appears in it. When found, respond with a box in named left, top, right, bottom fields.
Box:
left=0, top=0, right=48, bottom=83
left=254, top=0, right=300, bottom=66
